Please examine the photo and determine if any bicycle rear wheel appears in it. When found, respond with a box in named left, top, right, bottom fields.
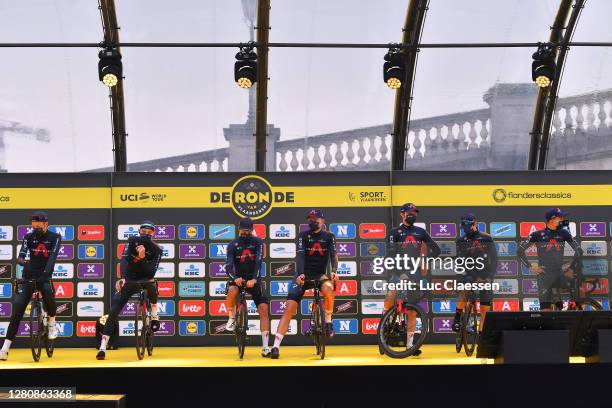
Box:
left=378, top=303, right=428, bottom=359
left=463, top=301, right=478, bottom=357
left=30, top=300, right=42, bottom=362
left=135, top=300, right=146, bottom=360
left=235, top=296, right=247, bottom=359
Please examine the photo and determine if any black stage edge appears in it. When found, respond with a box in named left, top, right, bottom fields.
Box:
left=2, top=364, right=612, bottom=408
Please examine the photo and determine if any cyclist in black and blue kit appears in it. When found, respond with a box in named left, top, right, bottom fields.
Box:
left=224, top=217, right=271, bottom=357
left=0, top=211, right=61, bottom=361
left=270, top=209, right=338, bottom=359
left=517, top=208, right=582, bottom=311
left=96, top=221, right=162, bottom=360
left=452, top=213, right=497, bottom=332
left=384, top=203, right=440, bottom=356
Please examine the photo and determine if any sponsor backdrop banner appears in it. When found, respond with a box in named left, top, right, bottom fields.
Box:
left=0, top=171, right=611, bottom=346
left=0, top=174, right=111, bottom=347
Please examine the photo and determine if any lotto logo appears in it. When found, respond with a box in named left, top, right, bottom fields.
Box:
left=361, top=318, right=380, bottom=334
left=76, top=321, right=97, bottom=337
left=178, top=300, right=206, bottom=316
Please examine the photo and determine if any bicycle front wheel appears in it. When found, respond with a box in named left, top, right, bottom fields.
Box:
left=463, top=301, right=478, bottom=357
left=135, top=301, right=146, bottom=360
left=30, top=300, right=42, bottom=362
left=378, top=303, right=428, bottom=359
left=236, top=297, right=247, bottom=359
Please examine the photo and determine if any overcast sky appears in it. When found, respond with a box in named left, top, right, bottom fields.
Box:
left=0, top=0, right=611, bottom=171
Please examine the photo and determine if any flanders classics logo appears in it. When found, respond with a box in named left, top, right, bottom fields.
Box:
left=492, top=188, right=507, bottom=203
left=0, top=196, right=10, bottom=203
left=492, top=188, right=571, bottom=202
left=210, top=175, right=294, bottom=220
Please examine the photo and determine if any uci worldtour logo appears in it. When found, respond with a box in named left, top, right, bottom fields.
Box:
left=210, top=175, right=295, bottom=219
left=119, top=192, right=167, bottom=203
left=492, top=188, right=571, bottom=203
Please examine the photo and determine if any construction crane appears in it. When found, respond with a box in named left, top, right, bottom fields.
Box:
left=0, top=120, right=50, bottom=172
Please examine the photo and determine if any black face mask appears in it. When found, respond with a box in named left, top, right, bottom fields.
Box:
left=309, top=221, right=320, bottom=231
left=405, top=215, right=417, bottom=225
left=32, top=227, right=44, bottom=237
left=239, top=232, right=251, bottom=241
left=139, top=234, right=151, bottom=242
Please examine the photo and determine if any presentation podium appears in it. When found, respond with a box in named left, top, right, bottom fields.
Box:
left=476, top=311, right=612, bottom=364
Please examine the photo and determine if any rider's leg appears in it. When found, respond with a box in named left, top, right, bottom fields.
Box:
left=453, top=291, right=467, bottom=332
left=320, top=280, right=335, bottom=323
left=479, top=288, right=493, bottom=331
left=40, top=281, right=58, bottom=338
left=383, top=289, right=397, bottom=313
left=225, top=284, right=239, bottom=331
left=99, top=284, right=133, bottom=352
left=1, top=281, right=34, bottom=355
left=273, top=300, right=298, bottom=349
left=251, top=285, right=270, bottom=351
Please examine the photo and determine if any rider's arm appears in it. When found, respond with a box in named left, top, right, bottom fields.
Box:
left=423, top=230, right=441, bottom=258
left=17, top=235, right=28, bottom=266
left=295, top=233, right=305, bottom=279
left=141, top=244, right=162, bottom=277
left=225, top=241, right=237, bottom=280
left=119, top=241, right=132, bottom=279
left=564, top=229, right=583, bottom=261
left=42, top=233, right=62, bottom=280
left=517, top=232, right=537, bottom=268
left=253, top=239, right=263, bottom=282
left=328, top=233, right=338, bottom=275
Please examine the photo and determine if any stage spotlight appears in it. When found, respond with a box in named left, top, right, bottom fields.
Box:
left=383, top=48, right=405, bottom=90
left=532, top=44, right=555, bottom=88
left=98, top=48, right=122, bottom=88
left=234, top=45, right=258, bottom=89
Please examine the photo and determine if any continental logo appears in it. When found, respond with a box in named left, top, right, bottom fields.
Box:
left=348, top=191, right=387, bottom=203
left=119, top=192, right=167, bottom=202
left=492, top=188, right=571, bottom=203
left=211, top=175, right=294, bottom=219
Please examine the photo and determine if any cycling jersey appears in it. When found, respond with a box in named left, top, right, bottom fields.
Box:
left=119, top=235, right=163, bottom=281
left=296, top=229, right=338, bottom=278
left=456, top=231, right=497, bottom=279
left=517, top=227, right=582, bottom=269
left=388, top=223, right=441, bottom=276
left=226, top=236, right=264, bottom=281
left=18, top=230, right=62, bottom=281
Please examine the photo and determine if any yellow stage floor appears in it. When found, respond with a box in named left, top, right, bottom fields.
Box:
left=0, top=345, right=587, bottom=369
